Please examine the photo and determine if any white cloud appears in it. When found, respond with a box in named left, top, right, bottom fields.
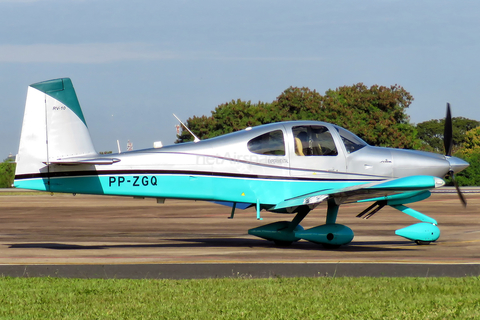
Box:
left=0, top=43, right=180, bottom=64
left=0, top=0, right=43, bottom=2
left=0, top=42, right=325, bottom=64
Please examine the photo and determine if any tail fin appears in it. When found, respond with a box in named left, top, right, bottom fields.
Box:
left=15, top=78, right=97, bottom=190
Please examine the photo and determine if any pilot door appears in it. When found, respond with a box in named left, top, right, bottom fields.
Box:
left=289, top=125, right=346, bottom=177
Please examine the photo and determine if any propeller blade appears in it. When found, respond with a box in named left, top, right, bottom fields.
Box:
left=449, top=170, right=467, bottom=207
left=443, top=104, right=466, bottom=206
left=444, top=103, right=453, bottom=157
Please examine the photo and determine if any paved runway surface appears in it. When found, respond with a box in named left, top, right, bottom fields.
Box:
left=0, top=189, right=479, bottom=278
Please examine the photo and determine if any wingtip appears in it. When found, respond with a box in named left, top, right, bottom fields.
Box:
left=434, top=177, right=445, bottom=188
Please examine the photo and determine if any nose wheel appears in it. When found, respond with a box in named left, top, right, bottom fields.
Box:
left=415, top=240, right=431, bottom=245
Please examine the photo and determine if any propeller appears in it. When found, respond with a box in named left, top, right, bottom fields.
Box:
left=443, top=103, right=453, bottom=157
left=449, top=169, right=467, bottom=206
left=443, top=103, right=467, bottom=207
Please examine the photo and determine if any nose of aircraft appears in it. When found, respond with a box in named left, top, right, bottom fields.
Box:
left=447, top=156, right=469, bottom=174
left=390, top=149, right=468, bottom=178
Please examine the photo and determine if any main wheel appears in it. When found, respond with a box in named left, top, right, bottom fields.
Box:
left=322, top=243, right=341, bottom=249
left=274, top=240, right=293, bottom=247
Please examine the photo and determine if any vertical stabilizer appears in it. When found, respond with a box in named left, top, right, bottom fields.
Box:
left=15, top=78, right=96, bottom=189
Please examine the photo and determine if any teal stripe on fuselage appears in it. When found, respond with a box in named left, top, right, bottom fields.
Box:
left=15, top=174, right=364, bottom=205
left=14, top=178, right=50, bottom=191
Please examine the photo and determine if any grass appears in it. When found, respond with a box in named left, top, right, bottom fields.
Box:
left=0, top=277, right=479, bottom=319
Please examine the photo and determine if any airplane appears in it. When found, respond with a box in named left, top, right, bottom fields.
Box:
left=14, top=78, right=470, bottom=248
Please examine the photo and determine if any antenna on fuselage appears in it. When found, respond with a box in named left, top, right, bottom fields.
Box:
left=116, top=140, right=121, bottom=153
left=173, top=113, right=200, bottom=143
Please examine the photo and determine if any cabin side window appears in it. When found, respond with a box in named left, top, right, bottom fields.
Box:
left=293, top=125, right=338, bottom=156
left=247, top=130, right=285, bottom=156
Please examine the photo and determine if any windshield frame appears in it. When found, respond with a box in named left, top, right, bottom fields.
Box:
left=334, top=125, right=368, bottom=154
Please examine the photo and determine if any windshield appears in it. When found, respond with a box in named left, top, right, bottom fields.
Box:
left=334, top=126, right=368, bottom=154
left=292, top=125, right=338, bottom=156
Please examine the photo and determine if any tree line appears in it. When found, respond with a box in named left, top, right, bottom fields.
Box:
left=0, top=158, right=15, bottom=188
left=176, top=83, right=480, bottom=186
left=176, top=84, right=418, bottom=149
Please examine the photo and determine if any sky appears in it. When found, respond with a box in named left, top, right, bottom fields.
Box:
left=1, top=0, right=479, bottom=159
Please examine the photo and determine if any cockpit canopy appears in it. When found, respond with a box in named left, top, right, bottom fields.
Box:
left=246, top=122, right=368, bottom=157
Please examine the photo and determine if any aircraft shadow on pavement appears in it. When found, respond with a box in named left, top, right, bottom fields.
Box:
left=172, top=238, right=412, bottom=252
left=8, top=238, right=411, bottom=252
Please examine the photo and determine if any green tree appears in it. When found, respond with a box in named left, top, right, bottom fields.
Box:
left=311, top=84, right=415, bottom=148
left=458, top=126, right=480, bottom=156
left=177, top=83, right=418, bottom=148
left=453, top=126, right=480, bottom=186
left=453, top=151, right=480, bottom=186
left=176, top=100, right=275, bottom=143
left=0, top=158, right=16, bottom=188
left=416, top=117, right=480, bottom=153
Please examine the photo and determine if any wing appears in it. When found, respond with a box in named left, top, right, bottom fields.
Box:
left=271, top=175, right=445, bottom=212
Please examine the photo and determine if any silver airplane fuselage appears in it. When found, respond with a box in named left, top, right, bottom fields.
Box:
left=14, top=78, right=470, bottom=247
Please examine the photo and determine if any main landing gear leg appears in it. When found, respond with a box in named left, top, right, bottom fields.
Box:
left=274, top=206, right=311, bottom=246
left=322, top=199, right=341, bottom=249
left=326, top=198, right=339, bottom=225
left=295, top=198, right=354, bottom=248
left=288, top=206, right=310, bottom=231
left=247, top=206, right=311, bottom=247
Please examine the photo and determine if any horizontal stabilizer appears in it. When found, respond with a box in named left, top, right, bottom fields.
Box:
left=48, top=157, right=121, bottom=165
